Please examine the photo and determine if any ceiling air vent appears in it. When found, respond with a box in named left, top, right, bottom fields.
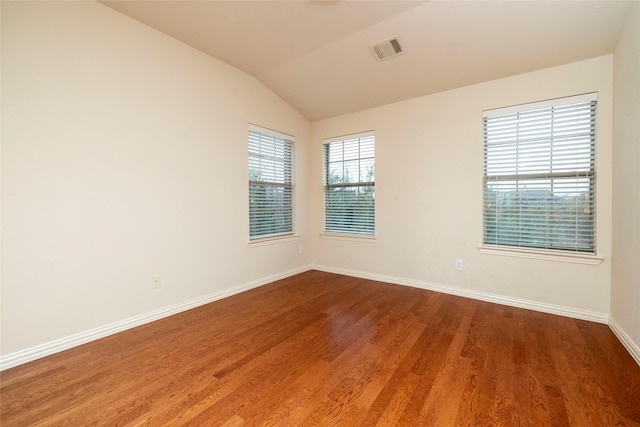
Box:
left=369, top=37, right=404, bottom=61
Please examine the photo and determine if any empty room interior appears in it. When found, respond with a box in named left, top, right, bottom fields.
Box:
left=1, top=0, right=639, bottom=425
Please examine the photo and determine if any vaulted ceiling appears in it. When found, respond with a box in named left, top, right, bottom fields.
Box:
left=101, top=1, right=634, bottom=121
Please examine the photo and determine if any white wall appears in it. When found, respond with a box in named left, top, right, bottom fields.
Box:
left=310, top=56, right=613, bottom=318
left=612, top=4, right=640, bottom=360
left=1, top=1, right=310, bottom=358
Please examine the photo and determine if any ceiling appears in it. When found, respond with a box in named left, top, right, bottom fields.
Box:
left=101, top=0, right=634, bottom=122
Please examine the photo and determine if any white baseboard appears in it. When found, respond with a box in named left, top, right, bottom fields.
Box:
left=312, top=264, right=610, bottom=324
left=609, top=316, right=640, bottom=366
left=2, top=264, right=621, bottom=371
left=0, top=265, right=312, bottom=371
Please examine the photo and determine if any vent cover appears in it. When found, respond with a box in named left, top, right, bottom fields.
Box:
left=369, top=37, right=404, bottom=61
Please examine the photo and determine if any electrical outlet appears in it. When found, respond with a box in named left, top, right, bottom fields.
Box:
left=299, top=245, right=304, bottom=254
left=152, top=274, right=161, bottom=289
left=455, top=259, right=463, bottom=271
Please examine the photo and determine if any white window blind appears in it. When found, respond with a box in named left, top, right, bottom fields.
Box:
left=483, top=93, right=597, bottom=253
left=323, top=131, right=375, bottom=236
left=249, top=125, right=293, bottom=240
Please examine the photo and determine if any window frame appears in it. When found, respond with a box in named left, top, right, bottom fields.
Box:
left=481, top=93, right=598, bottom=257
left=323, top=131, right=376, bottom=237
left=248, top=124, right=294, bottom=241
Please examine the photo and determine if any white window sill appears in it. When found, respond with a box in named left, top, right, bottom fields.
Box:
left=478, top=245, right=604, bottom=265
left=320, top=233, right=377, bottom=243
left=249, top=234, right=299, bottom=247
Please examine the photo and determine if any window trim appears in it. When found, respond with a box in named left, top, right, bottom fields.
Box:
left=478, top=244, right=603, bottom=265
left=248, top=234, right=299, bottom=247
left=481, top=93, right=598, bottom=255
left=320, top=233, right=377, bottom=243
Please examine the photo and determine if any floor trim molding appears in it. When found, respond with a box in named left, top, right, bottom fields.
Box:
left=0, top=266, right=312, bottom=371
left=312, top=264, right=610, bottom=324
left=609, top=316, right=640, bottom=366
left=4, top=265, right=626, bottom=371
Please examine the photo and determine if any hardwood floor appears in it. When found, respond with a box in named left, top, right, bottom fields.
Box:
left=2, top=270, right=639, bottom=426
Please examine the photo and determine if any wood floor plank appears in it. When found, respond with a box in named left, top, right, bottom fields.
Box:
left=2, top=270, right=639, bottom=426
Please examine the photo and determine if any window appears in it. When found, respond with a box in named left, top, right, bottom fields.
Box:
left=323, top=131, right=375, bottom=236
left=248, top=125, right=293, bottom=240
left=483, top=93, right=597, bottom=253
